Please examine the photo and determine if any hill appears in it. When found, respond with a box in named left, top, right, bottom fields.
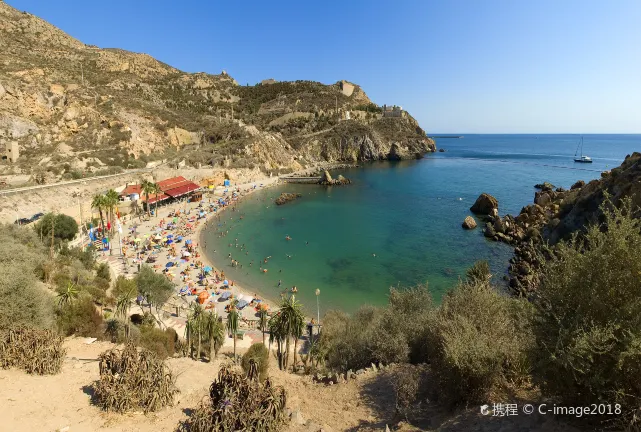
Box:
left=0, top=2, right=435, bottom=184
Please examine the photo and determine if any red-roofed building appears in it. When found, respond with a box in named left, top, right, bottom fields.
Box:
left=120, top=184, right=142, bottom=198
left=158, top=176, right=201, bottom=198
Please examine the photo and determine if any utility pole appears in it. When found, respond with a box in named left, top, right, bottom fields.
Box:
left=50, top=212, right=55, bottom=260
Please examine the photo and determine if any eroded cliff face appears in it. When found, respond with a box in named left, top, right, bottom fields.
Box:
left=0, top=2, right=434, bottom=184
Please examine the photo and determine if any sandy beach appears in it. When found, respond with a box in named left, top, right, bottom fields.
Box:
left=98, top=174, right=286, bottom=349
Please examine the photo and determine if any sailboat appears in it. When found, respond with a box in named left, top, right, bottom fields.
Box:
left=574, top=136, right=592, bottom=163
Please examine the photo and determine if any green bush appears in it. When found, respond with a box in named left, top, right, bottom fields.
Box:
left=139, top=326, right=177, bottom=359
left=241, top=343, right=269, bottom=380
left=59, top=245, right=95, bottom=269
left=532, top=198, right=641, bottom=426
left=0, top=224, right=54, bottom=330
left=113, top=276, right=137, bottom=299
left=34, top=213, right=79, bottom=242
left=96, top=262, right=111, bottom=281
left=56, top=295, right=104, bottom=337
left=428, top=280, right=532, bottom=405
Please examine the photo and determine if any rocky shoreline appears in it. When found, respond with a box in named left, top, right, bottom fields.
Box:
left=470, top=152, right=641, bottom=296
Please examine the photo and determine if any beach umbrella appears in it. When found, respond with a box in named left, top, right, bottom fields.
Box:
left=176, top=235, right=183, bottom=240
left=237, top=300, right=249, bottom=309
left=185, top=239, right=192, bottom=245
left=167, top=234, right=174, bottom=238
left=182, top=251, right=191, bottom=257
left=223, top=279, right=229, bottom=286
left=165, top=262, right=174, bottom=268
left=220, top=291, right=231, bottom=300
left=166, top=239, right=173, bottom=244
left=134, top=238, right=141, bottom=243
left=204, top=266, right=212, bottom=273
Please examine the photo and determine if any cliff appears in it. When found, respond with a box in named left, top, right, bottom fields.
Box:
left=0, top=2, right=435, bottom=184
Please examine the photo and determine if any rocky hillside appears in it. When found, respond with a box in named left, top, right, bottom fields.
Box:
left=0, top=2, right=434, bottom=185
left=482, top=152, right=641, bottom=294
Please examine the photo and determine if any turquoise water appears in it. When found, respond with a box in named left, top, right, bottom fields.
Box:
left=202, top=134, right=640, bottom=315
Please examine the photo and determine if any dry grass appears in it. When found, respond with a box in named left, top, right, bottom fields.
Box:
left=93, top=343, right=178, bottom=413
left=0, top=326, right=66, bottom=375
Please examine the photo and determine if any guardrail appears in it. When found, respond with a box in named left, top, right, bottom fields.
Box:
left=0, top=168, right=153, bottom=196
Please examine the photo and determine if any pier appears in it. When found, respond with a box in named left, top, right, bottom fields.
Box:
left=280, top=176, right=322, bottom=184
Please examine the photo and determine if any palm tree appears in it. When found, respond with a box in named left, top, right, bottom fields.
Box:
left=91, top=194, right=107, bottom=236
left=186, top=303, right=205, bottom=360
left=227, top=307, right=240, bottom=360
left=204, top=311, right=224, bottom=361
left=274, top=295, right=305, bottom=370
left=141, top=180, right=155, bottom=218
left=115, top=285, right=136, bottom=339
left=104, top=189, right=120, bottom=234
left=152, top=183, right=162, bottom=218
left=258, top=308, right=268, bottom=346
left=57, top=281, right=79, bottom=307
left=269, top=312, right=287, bottom=370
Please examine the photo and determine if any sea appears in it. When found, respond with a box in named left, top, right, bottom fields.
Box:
left=202, top=134, right=640, bottom=316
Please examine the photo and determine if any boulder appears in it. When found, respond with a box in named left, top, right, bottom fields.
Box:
left=291, top=410, right=306, bottom=425
left=438, top=148, right=445, bottom=152
left=493, top=217, right=506, bottom=234
left=321, top=170, right=333, bottom=183
left=534, top=191, right=551, bottom=207
left=571, top=180, right=585, bottom=190
left=275, top=192, right=302, bottom=205
left=462, top=216, right=477, bottom=230
left=470, top=193, right=499, bottom=215
left=484, top=222, right=496, bottom=238
left=534, top=182, right=555, bottom=191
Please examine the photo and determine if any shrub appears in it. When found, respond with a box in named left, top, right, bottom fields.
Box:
left=59, top=244, right=96, bottom=269
left=96, top=262, right=111, bottom=281
left=0, top=224, right=54, bottom=330
left=113, top=275, right=136, bottom=299
left=428, top=280, right=532, bottom=405
left=56, top=295, right=104, bottom=337
left=532, top=198, right=641, bottom=426
left=139, top=326, right=177, bottom=359
left=391, top=364, right=428, bottom=420
left=94, top=343, right=178, bottom=413
left=0, top=326, right=66, bottom=375
left=241, top=343, right=269, bottom=380
left=180, top=365, right=287, bottom=432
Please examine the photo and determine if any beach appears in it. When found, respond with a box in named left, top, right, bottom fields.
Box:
left=99, top=175, right=285, bottom=348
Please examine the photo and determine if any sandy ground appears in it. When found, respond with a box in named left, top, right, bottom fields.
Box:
left=0, top=337, right=583, bottom=432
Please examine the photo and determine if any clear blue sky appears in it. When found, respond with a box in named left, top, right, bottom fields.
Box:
left=7, top=0, right=641, bottom=133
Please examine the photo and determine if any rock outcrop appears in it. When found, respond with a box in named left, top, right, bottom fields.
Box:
left=462, top=216, right=477, bottom=230
left=488, top=152, right=641, bottom=295
left=470, top=193, right=499, bottom=216
left=275, top=193, right=302, bottom=206
left=319, top=170, right=351, bottom=186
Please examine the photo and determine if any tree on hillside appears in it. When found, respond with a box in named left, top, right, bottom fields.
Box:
left=152, top=183, right=162, bottom=217
left=115, top=280, right=137, bottom=339
left=533, top=197, right=641, bottom=426
left=34, top=213, right=79, bottom=242
left=135, top=265, right=174, bottom=313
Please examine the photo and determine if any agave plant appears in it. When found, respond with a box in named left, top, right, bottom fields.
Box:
left=57, top=281, right=79, bottom=307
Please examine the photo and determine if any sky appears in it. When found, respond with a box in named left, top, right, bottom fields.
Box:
left=7, top=0, right=641, bottom=133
